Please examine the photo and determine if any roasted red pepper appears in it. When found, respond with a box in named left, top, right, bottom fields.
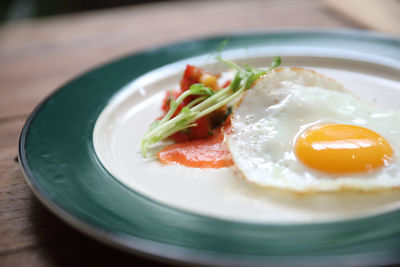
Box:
left=160, top=65, right=230, bottom=142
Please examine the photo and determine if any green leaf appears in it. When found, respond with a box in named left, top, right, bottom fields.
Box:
left=269, top=56, right=281, bottom=70
left=189, top=84, right=215, bottom=96
left=245, top=70, right=266, bottom=89
left=230, top=71, right=243, bottom=92
left=140, top=54, right=282, bottom=157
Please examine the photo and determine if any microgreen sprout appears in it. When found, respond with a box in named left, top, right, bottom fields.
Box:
left=141, top=55, right=281, bottom=156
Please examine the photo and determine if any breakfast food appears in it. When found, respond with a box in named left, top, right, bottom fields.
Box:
left=159, top=65, right=231, bottom=143
left=148, top=64, right=236, bottom=168
left=141, top=56, right=400, bottom=193
left=140, top=56, right=281, bottom=157
left=228, top=67, right=400, bottom=192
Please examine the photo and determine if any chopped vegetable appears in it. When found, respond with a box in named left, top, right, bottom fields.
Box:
left=160, top=65, right=224, bottom=142
left=141, top=56, right=281, bottom=156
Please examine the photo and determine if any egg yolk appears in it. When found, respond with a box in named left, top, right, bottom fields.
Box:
left=295, top=124, right=393, bottom=174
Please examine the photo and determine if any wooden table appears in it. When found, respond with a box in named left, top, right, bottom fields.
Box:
left=0, top=0, right=393, bottom=265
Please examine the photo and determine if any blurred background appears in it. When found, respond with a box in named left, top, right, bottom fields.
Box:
left=1, top=0, right=399, bottom=33
left=1, top=0, right=177, bottom=22
left=1, top=0, right=400, bottom=266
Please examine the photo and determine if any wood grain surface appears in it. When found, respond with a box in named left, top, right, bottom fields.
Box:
left=0, top=0, right=388, bottom=266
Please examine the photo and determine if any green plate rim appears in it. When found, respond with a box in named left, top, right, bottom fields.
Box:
left=19, top=28, right=400, bottom=266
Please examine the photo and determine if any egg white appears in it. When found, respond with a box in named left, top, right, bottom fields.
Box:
left=227, top=67, right=400, bottom=192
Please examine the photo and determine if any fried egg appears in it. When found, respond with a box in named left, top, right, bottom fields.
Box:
left=227, top=67, right=400, bottom=192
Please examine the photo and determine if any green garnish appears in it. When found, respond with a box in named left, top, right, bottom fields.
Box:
left=140, top=56, right=281, bottom=156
